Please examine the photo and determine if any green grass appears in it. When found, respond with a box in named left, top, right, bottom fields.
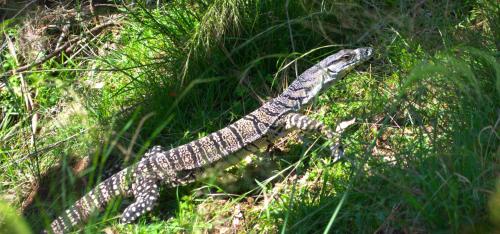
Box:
left=0, top=0, right=499, bottom=233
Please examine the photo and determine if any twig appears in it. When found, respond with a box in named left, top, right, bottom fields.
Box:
left=54, top=23, right=70, bottom=50
left=1, top=61, right=168, bottom=74
left=0, top=21, right=117, bottom=78
left=0, top=129, right=88, bottom=171
left=8, top=0, right=36, bottom=20
left=5, top=33, right=40, bottom=176
left=5, top=35, right=34, bottom=112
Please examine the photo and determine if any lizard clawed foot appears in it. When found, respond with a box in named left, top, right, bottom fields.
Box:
left=120, top=182, right=159, bottom=224
left=329, top=118, right=356, bottom=163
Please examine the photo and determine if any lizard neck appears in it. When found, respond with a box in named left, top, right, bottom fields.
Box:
left=279, top=63, right=336, bottom=108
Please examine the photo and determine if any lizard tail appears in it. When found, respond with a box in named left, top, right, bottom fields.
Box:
left=46, top=170, right=126, bottom=234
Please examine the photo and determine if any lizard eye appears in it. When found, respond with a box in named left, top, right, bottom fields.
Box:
left=340, top=53, right=353, bottom=61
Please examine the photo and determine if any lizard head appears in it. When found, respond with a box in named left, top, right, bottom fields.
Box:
left=319, top=47, right=373, bottom=85
left=284, top=47, right=373, bottom=106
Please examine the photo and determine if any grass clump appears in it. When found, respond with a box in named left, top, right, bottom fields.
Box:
left=0, top=0, right=498, bottom=233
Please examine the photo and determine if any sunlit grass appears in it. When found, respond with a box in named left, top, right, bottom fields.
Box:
left=0, top=0, right=498, bottom=233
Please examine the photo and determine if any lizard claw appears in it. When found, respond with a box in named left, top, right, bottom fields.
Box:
left=329, top=118, right=356, bottom=163
left=330, top=144, right=344, bottom=163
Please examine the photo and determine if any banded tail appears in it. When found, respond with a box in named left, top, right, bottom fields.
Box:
left=47, top=170, right=127, bottom=234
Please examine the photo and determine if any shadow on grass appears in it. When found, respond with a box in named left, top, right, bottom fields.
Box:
left=22, top=153, right=93, bottom=233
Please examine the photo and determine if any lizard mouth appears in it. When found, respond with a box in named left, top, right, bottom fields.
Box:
left=356, top=47, right=374, bottom=62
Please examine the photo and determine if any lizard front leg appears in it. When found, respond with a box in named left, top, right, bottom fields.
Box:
left=120, top=176, right=160, bottom=224
left=279, top=112, right=354, bottom=162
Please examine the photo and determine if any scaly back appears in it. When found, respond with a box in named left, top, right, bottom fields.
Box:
left=150, top=47, right=374, bottom=171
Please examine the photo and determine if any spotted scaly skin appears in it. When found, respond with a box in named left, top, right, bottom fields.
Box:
left=46, top=47, right=373, bottom=234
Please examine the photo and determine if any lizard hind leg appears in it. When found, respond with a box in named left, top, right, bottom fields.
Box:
left=120, top=179, right=160, bottom=224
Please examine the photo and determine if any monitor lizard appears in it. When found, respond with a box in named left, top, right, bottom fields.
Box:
left=46, top=47, right=373, bottom=233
